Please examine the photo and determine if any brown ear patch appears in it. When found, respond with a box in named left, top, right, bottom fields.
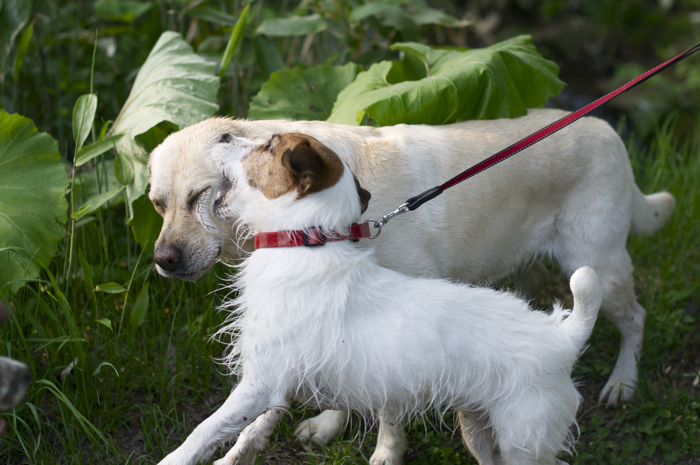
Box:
left=243, top=133, right=345, bottom=199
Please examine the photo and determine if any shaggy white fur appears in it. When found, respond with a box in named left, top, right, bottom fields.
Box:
left=156, top=135, right=603, bottom=465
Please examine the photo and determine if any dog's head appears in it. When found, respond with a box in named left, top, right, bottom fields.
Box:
left=0, top=302, right=31, bottom=411
left=220, top=131, right=371, bottom=234
left=149, top=120, right=370, bottom=280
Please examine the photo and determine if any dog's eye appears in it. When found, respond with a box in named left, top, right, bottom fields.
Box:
left=219, top=133, right=232, bottom=144
left=151, top=199, right=166, bottom=213
left=187, top=189, right=208, bottom=209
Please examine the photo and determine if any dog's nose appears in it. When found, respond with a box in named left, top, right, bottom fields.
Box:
left=154, top=245, right=183, bottom=272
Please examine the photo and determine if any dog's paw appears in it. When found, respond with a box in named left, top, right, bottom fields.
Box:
left=294, top=410, right=346, bottom=445
left=213, top=446, right=257, bottom=465
left=599, top=377, right=635, bottom=406
left=369, top=445, right=403, bottom=465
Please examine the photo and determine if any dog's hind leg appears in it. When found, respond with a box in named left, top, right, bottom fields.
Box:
left=561, top=245, right=642, bottom=405
left=294, top=409, right=349, bottom=445
left=369, top=411, right=407, bottom=465
left=554, top=176, right=647, bottom=405
left=213, top=408, right=286, bottom=465
left=457, top=410, right=502, bottom=465
left=597, top=283, right=646, bottom=406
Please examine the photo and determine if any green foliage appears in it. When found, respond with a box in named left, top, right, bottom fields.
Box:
left=249, top=63, right=361, bottom=121
left=218, top=4, right=250, bottom=79
left=253, top=35, right=285, bottom=80
left=72, top=94, right=97, bottom=153
left=349, top=0, right=468, bottom=29
left=72, top=186, right=124, bottom=221
left=94, top=282, right=127, bottom=293
left=0, top=110, right=68, bottom=296
left=114, top=152, right=135, bottom=186
left=74, top=134, right=124, bottom=167
left=328, top=35, right=564, bottom=126
left=185, top=4, right=239, bottom=26
left=130, top=193, right=163, bottom=251
left=11, top=19, right=32, bottom=81
left=108, top=31, right=219, bottom=220
left=256, top=14, right=328, bottom=37
left=93, top=0, right=152, bottom=24
left=130, top=282, right=149, bottom=327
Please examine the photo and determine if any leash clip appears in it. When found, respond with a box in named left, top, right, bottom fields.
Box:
left=365, top=203, right=409, bottom=239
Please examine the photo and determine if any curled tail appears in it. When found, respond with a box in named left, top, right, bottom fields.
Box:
left=560, top=267, right=603, bottom=351
left=630, top=185, right=675, bottom=235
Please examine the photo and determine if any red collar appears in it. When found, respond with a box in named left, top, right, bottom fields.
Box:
left=254, top=223, right=372, bottom=249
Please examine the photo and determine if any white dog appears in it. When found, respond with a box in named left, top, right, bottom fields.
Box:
left=148, top=109, right=674, bottom=451
left=155, top=133, right=604, bottom=465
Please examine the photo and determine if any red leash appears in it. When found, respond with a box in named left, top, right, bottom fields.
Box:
left=367, top=41, right=700, bottom=236
left=256, top=42, right=700, bottom=248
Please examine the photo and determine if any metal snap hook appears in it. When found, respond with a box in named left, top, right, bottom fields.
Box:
left=364, top=219, right=382, bottom=239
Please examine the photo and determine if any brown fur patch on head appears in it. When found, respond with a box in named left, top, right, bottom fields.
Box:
left=243, top=133, right=345, bottom=199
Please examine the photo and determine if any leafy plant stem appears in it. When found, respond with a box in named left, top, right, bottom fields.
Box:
left=117, top=245, right=145, bottom=340
left=90, top=30, right=98, bottom=95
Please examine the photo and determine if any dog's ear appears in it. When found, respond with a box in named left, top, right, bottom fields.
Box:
left=277, top=134, right=344, bottom=197
left=353, top=174, right=371, bottom=214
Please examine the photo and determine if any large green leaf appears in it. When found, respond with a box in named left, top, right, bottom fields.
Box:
left=328, top=35, right=564, bottom=126
left=108, top=31, right=219, bottom=219
left=0, top=110, right=68, bottom=295
left=249, top=63, right=361, bottom=121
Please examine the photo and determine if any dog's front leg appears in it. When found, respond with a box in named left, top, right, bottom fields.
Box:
left=213, top=408, right=286, bottom=465
left=158, top=384, right=277, bottom=465
left=369, top=410, right=407, bottom=465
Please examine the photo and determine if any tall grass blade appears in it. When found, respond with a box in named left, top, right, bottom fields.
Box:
left=219, top=3, right=250, bottom=79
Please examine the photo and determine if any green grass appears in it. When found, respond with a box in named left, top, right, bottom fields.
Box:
left=1, top=114, right=699, bottom=464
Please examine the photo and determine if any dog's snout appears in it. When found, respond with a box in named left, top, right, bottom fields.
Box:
left=154, top=245, right=183, bottom=272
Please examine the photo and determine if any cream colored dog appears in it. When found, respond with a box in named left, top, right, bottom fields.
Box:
left=148, top=109, right=674, bottom=455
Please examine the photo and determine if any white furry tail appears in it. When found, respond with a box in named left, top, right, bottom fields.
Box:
left=560, top=267, right=603, bottom=351
left=630, top=185, right=675, bottom=235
